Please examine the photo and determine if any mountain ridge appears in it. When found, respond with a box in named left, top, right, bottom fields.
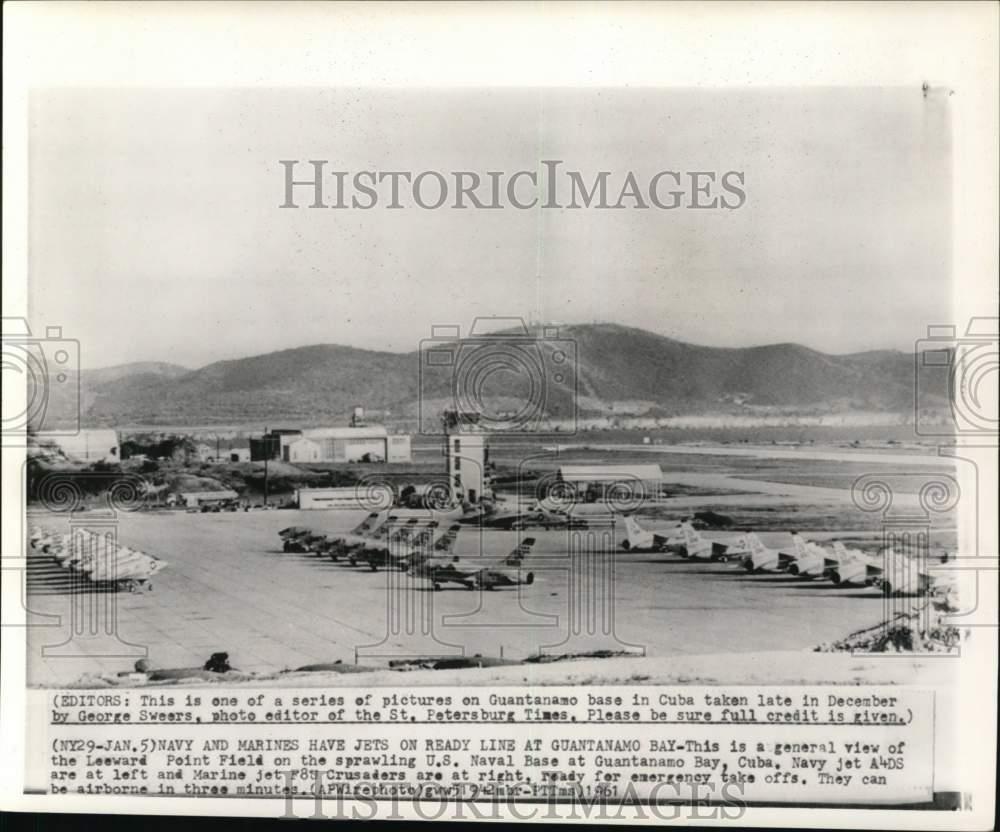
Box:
left=50, top=324, right=948, bottom=428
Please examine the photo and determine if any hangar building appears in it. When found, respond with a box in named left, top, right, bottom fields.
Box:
left=270, top=426, right=411, bottom=464
left=296, top=485, right=394, bottom=510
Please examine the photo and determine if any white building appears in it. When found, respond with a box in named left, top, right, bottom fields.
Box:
left=180, top=489, right=239, bottom=509
left=278, top=426, right=411, bottom=464
left=386, top=434, right=412, bottom=463
left=442, top=411, right=490, bottom=504
left=194, top=443, right=218, bottom=462
left=296, top=485, right=393, bottom=510
left=283, top=437, right=322, bottom=463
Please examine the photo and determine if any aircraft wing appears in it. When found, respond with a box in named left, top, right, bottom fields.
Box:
left=475, top=512, right=520, bottom=529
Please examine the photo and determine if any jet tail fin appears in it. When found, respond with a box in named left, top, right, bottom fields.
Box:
left=682, top=523, right=702, bottom=548
left=367, top=515, right=400, bottom=541
left=792, top=534, right=811, bottom=559
left=408, top=528, right=434, bottom=549
left=624, top=515, right=643, bottom=538
left=433, top=524, right=462, bottom=555
left=390, top=518, right=422, bottom=543
left=350, top=511, right=384, bottom=536
left=504, top=537, right=536, bottom=565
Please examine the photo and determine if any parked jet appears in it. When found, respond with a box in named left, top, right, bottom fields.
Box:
left=824, top=541, right=878, bottom=586
left=328, top=511, right=389, bottom=547
left=675, top=523, right=746, bottom=562
left=740, top=533, right=784, bottom=572
left=316, top=512, right=392, bottom=560
left=619, top=515, right=683, bottom=552
left=278, top=526, right=313, bottom=548
left=781, top=535, right=828, bottom=578
left=863, top=548, right=956, bottom=596
left=281, top=512, right=390, bottom=556
left=355, top=521, right=464, bottom=572
left=462, top=501, right=589, bottom=530
left=413, top=538, right=536, bottom=591
left=326, top=513, right=400, bottom=561
left=348, top=517, right=425, bottom=567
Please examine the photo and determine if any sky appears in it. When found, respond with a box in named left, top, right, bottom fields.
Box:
left=28, top=87, right=952, bottom=370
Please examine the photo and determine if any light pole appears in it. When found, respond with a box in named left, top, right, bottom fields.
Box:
left=263, top=426, right=269, bottom=507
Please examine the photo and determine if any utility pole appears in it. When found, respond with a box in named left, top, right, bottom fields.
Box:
left=263, top=426, right=269, bottom=507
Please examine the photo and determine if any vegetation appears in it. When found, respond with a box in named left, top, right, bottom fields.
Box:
left=61, top=324, right=949, bottom=427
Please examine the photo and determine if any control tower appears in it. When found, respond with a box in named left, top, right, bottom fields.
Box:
left=442, top=410, right=491, bottom=505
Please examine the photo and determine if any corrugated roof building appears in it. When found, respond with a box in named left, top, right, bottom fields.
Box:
left=276, top=426, right=411, bottom=464
left=180, top=489, right=239, bottom=508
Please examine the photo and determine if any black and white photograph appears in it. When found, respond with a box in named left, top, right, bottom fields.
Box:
left=2, top=2, right=996, bottom=825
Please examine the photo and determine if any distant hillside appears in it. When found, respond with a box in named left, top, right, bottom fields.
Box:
left=37, top=324, right=950, bottom=429
left=82, top=362, right=190, bottom=385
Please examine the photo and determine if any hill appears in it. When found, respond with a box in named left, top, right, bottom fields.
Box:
left=39, top=324, right=949, bottom=428
left=82, top=361, right=190, bottom=385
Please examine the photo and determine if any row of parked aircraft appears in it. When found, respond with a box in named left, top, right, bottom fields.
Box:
left=277, top=508, right=951, bottom=598
left=620, top=515, right=952, bottom=597
left=29, top=525, right=166, bottom=593
left=279, top=512, right=536, bottom=591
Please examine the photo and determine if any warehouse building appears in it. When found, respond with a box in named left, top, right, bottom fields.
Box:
left=296, top=485, right=394, bottom=510
left=257, top=426, right=411, bottom=464
left=179, top=489, right=239, bottom=509
left=283, top=437, right=322, bottom=463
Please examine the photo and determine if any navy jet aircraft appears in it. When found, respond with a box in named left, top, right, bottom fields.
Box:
left=461, top=501, right=589, bottom=530
left=674, top=523, right=749, bottom=562
left=862, top=547, right=956, bottom=597
left=780, top=534, right=829, bottom=578
left=315, top=512, right=391, bottom=560
left=348, top=517, right=426, bottom=568
left=739, top=533, right=785, bottom=572
left=323, top=513, right=401, bottom=561
left=619, top=515, right=684, bottom=552
left=412, top=538, right=537, bottom=591
left=355, top=521, right=464, bottom=572
left=823, top=541, right=879, bottom=587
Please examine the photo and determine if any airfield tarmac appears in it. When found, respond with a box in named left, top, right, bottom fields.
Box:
left=26, top=508, right=917, bottom=686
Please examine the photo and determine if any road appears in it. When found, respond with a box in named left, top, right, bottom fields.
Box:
left=25, top=509, right=901, bottom=686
